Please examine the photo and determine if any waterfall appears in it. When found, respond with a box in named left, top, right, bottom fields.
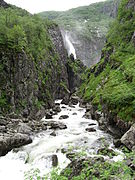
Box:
left=63, top=32, right=77, bottom=59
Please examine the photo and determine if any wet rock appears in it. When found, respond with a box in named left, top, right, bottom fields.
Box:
left=17, top=123, right=32, bottom=135
left=88, top=123, right=97, bottom=126
left=61, top=97, right=69, bottom=105
left=50, top=131, right=56, bottom=136
left=66, top=152, right=76, bottom=161
left=69, top=104, right=75, bottom=108
left=0, top=133, right=32, bottom=156
left=59, top=115, right=69, bottom=120
left=70, top=96, right=79, bottom=105
left=45, top=112, right=53, bottom=119
left=121, top=124, right=135, bottom=150
left=113, top=139, right=122, bottom=148
left=53, top=104, right=61, bottom=113
left=8, top=112, right=22, bottom=119
left=45, top=121, right=67, bottom=130
left=61, top=157, right=104, bottom=179
left=0, top=126, right=7, bottom=133
left=12, top=133, right=32, bottom=148
left=85, top=127, right=96, bottom=132
left=61, top=148, right=68, bottom=154
left=97, top=148, right=116, bottom=157
left=61, top=106, right=66, bottom=109
left=52, top=154, right=58, bottom=167
left=83, top=111, right=91, bottom=119
left=22, top=109, right=29, bottom=118
left=0, top=117, right=9, bottom=126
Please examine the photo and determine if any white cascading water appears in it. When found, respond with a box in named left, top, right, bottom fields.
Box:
left=64, top=33, right=77, bottom=59
left=0, top=100, right=123, bottom=179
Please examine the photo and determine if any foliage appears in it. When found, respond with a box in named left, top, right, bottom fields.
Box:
left=0, top=6, right=63, bottom=114
left=39, top=0, right=118, bottom=41
left=79, top=0, right=135, bottom=122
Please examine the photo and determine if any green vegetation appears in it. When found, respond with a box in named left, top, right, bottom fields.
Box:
left=0, top=5, right=66, bottom=114
left=79, top=0, right=135, bottom=122
left=39, top=0, right=117, bottom=41
left=24, top=150, right=135, bottom=180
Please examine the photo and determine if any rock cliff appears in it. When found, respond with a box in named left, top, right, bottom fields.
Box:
left=79, top=0, right=135, bottom=141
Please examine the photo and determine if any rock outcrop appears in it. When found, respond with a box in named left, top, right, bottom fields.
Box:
left=121, top=124, right=135, bottom=150
left=0, top=0, right=8, bottom=8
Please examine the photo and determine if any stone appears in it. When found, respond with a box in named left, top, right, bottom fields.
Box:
left=8, top=112, right=22, bottom=119
left=53, top=105, right=61, bottom=113
left=61, top=97, right=69, bottom=105
left=113, top=139, right=122, bottom=148
left=45, top=121, right=67, bottom=130
left=17, top=123, right=32, bottom=135
left=50, top=131, right=56, bottom=136
left=85, top=128, right=96, bottom=132
left=0, top=117, right=9, bottom=126
left=22, top=109, right=29, bottom=118
left=83, top=112, right=92, bottom=119
left=0, top=133, right=32, bottom=156
left=88, top=123, right=97, bottom=126
left=52, top=154, right=58, bottom=167
left=121, top=124, right=135, bottom=150
left=0, top=126, right=7, bottom=133
left=70, top=96, right=79, bottom=105
left=45, top=112, right=53, bottom=119
left=66, top=152, right=76, bottom=161
left=97, top=148, right=116, bottom=157
left=59, top=115, right=69, bottom=120
left=72, top=113, right=77, bottom=115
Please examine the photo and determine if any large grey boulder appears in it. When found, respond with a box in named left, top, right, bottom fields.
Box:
left=121, top=124, right=135, bottom=150
left=0, top=133, right=32, bottom=156
left=17, top=123, right=32, bottom=135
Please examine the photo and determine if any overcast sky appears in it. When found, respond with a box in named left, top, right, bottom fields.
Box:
left=5, top=0, right=106, bottom=14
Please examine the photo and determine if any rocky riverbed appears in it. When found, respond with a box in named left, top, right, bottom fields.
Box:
left=0, top=98, right=127, bottom=179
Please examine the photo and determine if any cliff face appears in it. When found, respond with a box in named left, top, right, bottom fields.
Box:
left=0, top=4, right=82, bottom=120
left=79, top=0, right=135, bottom=134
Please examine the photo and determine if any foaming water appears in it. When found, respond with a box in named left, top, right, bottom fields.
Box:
left=0, top=101, right=123, bottom=179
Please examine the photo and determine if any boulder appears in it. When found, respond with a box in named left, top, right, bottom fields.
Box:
left=45, top=112, right=53, bottom=119
left=53, top=105, right=61, bottom=113
left=52, top=154, right=58, bottom=167
left=70, top=96, right=79, bottom=105
left=17, top=123, right=32, bottom=135
left=50, top=131, right=56, bottom=136
left=0, top=116, right=9, bottom=126
left=72, top=113, right=77, bottom=115
left=113, top=139, right=122, bottom=148
left=0, top=133, right=32, bottom=156
left=85, top=128, right=96, bottom=132
left=0, top=126, right=7, bottom=133
left=88, top=123, right=97, bottom=126
left=59, top=115, right=69, bottom=120
left=11, top=133, right=32, bottom=148
left=61, top=97, right=69, bottom=105
left=121, top=124, right=135, bottom=150
left=45, top=121, right=67, bottom=130
left=97, top=148, right=116, bottom=157
left=66, top=152, right=76, bottom=161
left=83, top=112, right=92, bottom=119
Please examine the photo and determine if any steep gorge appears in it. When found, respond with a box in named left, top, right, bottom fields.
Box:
left=40, top=0, right=120, bottom=67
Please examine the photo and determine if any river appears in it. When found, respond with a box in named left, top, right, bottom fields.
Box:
left=0, top=100, right=123, bottom=179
